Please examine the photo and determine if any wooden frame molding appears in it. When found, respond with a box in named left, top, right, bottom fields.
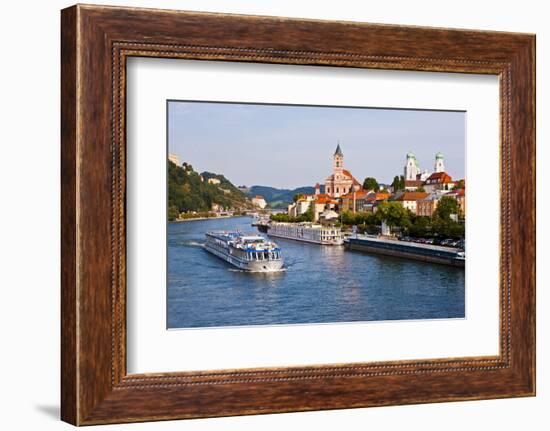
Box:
left=61, top=4, right=535, bottom=425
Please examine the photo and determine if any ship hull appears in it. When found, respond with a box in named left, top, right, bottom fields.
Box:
left=204, top=243, right=284, bottom=272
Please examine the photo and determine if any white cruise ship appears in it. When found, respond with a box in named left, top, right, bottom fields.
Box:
left=267, top=222, right=344, bottom=245
left=204, top=231, right=284, bottom=272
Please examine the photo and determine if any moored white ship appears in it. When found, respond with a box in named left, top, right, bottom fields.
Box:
left=204, top=231, right=284, bottom=272
left=267, top=222, right=344, bottom=245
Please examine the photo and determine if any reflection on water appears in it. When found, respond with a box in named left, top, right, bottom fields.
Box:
left=167, top=216, right=465, bottom=329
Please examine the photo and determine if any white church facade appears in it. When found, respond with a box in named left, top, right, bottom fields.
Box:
left=404, top=151, right=446, bottom=184
left=324, top=143, right=362, bottom=198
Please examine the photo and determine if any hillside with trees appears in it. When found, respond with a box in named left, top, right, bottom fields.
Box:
left=168, top=161, right=252, bottom=220
left=246, top=185, right=318, bottom=208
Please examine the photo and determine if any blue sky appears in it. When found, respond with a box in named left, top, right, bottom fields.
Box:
left=168, top=101, right=465, bottom=189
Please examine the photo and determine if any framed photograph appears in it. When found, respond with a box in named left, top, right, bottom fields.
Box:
left=61, top=4, right=535, bottom=425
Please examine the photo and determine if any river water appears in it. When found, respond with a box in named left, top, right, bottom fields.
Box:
left=167, top=216, right=465, bottom=329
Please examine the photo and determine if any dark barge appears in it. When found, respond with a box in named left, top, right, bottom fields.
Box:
left=345, top=236, right=465, bottom=267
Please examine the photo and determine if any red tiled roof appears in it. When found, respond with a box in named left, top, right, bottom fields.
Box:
left=343, top=169, right=362, bottom=186
left=314, top=193, right=338, bottom=205
left=396, top=192, right=429, bottom=201
left=365, top=191, right=390, bottom=203
left=341, top=189, right=369, bottom=199
left=328, top=170, right=361, bottom=185
left=448, top=188, right=465, bottom=197
left=426, top=172, right=453, bottom=183
left=404, top=180, right=424, bottom=187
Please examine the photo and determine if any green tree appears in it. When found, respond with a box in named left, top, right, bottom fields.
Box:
left=168, top=204, right=180, bottom=221
left=430, top=196, right=465, bottom=239
left=168, top=160, right=252, bottom=217
left=391, top=175, right=405, bottom=191
left=453, top=179, right=465, bottom=190
left=408, top=216, right=431, bottom=237
left=362, top=177, right=380, bottom=192
left=296, top=202, right=314, bottom=222
left=270, top=204, right=314, bottom=223
left=340, top=211, right=356, bottom=226
left=293, top=193, right=305, bottom=202
left=433, top=196, right=460, bottom=221
left=375, top=201, right=410, bottom=228
left=270, top=213, right=291, bottom=222
left=432, top=217, right=464, bottom=239
left=391, top=175, right=400, bottom=191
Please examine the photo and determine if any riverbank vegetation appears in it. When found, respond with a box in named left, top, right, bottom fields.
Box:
left=268, top=196, right=464, bottom=240
left=170, top=211, right=250, bottom=222
left=173, top=211, right=218, bottom=221
left=270, top=203, right=314, bottom=223
left=340, top=197, right=465, bottom=239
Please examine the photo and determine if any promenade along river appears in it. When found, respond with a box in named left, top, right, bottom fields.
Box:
left=167, top=216, right=465, bottom=329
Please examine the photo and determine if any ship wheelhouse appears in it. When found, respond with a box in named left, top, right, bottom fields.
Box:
left=245, top=249, right=282, bottom=262
left=204, top=231, right=284, bottom=271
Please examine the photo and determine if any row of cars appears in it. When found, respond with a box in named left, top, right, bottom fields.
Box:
left=399, top=236, right=465, bottom=249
